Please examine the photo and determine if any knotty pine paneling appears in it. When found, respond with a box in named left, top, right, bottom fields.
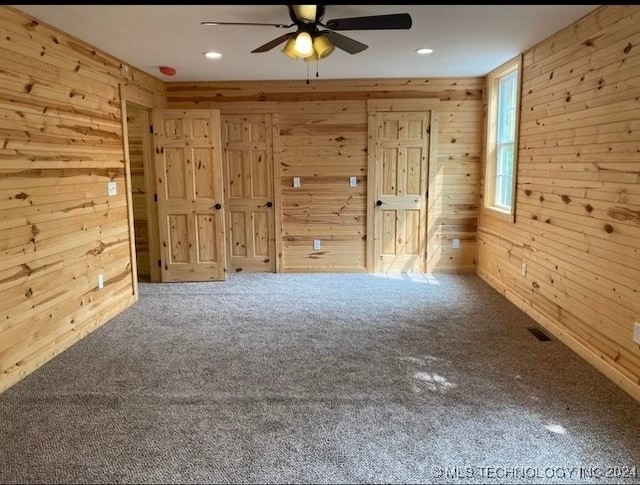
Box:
left=477, top=5, right=640, bottom=400
left=167, top=78, right=483, bottom=272
left=0, top=6, right=165, bottom=393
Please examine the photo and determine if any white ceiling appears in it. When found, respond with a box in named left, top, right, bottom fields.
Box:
left=13, top=4, right=599, bottom=82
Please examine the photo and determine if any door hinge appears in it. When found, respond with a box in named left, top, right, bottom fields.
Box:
left=149, top=124, right=154, bottom=134
left=426, top=190, right=429, bottom=198
left=158, top=259, right=162, bottom=268
left=154, top=193, right=158, bottom=202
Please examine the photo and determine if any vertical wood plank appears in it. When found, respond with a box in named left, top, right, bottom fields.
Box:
left=272, top=112, right=284, bottom=273
left=366, top=111, right=377, bottom=273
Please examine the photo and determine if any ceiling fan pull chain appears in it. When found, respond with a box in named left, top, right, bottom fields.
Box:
left=306, top=62, right=310, bottom=85
left=316, top=59, right=319, bottom=78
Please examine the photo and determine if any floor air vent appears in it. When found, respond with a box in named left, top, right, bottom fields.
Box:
left=528, top=327, right=552, bottom=341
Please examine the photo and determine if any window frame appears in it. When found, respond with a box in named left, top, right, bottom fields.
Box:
left=483, top=55, right=522, bottom=222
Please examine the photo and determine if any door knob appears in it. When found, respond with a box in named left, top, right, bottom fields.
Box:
left=213, top=203, right=222, bottom=210
left=266, top=201, right=273, bottom=208
left=376, top=200, right=384, bottom=206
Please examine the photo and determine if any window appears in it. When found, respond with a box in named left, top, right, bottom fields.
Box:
left=484, top=56, right=521, bottom=220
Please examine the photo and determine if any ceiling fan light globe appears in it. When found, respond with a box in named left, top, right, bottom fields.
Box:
left=293, top=31, right=314, bottom=58
left=313, top=34, right=334, bottom=59
left=303, top=51, right=319, bottom=62
left=293, top=5, right=317, bottom=23
left=282, top=38, right=301, bottom=60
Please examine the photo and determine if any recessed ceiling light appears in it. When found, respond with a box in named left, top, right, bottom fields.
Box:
left=204, top=51, right=222, bottom=60
left=416, top=48, right=434, bottom=55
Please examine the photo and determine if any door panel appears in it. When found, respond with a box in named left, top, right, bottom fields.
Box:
left=229, top=211, right=247, bottom=257
left=197, top=214, right=219, bottom=262
left=168, top=214, right=189, bottom=263
left=373, top=111, right=429, bottom=272
left=222, top=114, right=275, bottom=273
left=165, top=148, right=186, bottom=198
left=153, top=109, right=226, bottom=282
left=194, top=148, right=216, bottom=198
left=253, top=212, right=270, bottom=256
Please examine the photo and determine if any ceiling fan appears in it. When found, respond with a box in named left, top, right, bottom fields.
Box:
left=201, top=5, right=412, bottom=61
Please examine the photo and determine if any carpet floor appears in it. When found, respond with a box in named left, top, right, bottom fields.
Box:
left=0, top=273, right=638, bottom=484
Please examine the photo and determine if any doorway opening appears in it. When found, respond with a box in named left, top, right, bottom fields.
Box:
left=125, top=102, right=158, bottom=282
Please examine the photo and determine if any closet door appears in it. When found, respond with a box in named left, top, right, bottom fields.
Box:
left=222, top=114, right=275, bottom=273
left=153, top=109, right=226, bottom=282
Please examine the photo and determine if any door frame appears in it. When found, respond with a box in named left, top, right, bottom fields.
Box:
left=366, top=99, right=439, bottom=273
left=119, top=84, right=165, bottom=296
left=124, top=101, right=161, bottom=283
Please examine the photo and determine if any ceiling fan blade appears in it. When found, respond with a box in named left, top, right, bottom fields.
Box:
left=201, top=21, right=293, bottom=28
left=323, top=31, right=368, bottom=55
left=325, top=13, right=412, bottom=31
left=251, top=32, right=296, bottom=53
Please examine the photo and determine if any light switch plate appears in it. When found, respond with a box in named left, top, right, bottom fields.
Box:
left=97, top=273, right=104, bottom=289
left=350, top=176, right=357, bottom=187
left=313, top=240, right=321, bottom=250
left=293, top=177, right=301, bottom=188
left=107, top=181, right=117, bottom=196
left=634, top=322, right=640, bottom=345
left=452, top=238, right=460, bottom=249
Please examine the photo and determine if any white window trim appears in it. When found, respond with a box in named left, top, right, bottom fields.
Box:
left=483, top=55, right=522, bottom=223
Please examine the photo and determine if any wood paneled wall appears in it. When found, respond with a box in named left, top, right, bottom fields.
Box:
left=477, top=5, right=640, bottom=400
left=0, top=6, right=165, bottom=393
left=167, top=78, right=483, bottom=272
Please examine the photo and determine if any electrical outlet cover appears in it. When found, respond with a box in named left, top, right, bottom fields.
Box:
left=313, top=240, right=321, bottom=250
left=293, top=177, right=301, bottom=188
left=350, top=176, right=357, bottom=187
left=634, top=322, right=640, bottom=345
left=452, top=238, right=460, bottom=249
left=107, top=181, right=117, bottom=196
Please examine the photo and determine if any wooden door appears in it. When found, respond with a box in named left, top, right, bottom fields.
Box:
left=372, top=111, right=430, bottom=272
left=222, top=114, right=275, bottom=272
left=153, top=109, right=226, bottom=282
